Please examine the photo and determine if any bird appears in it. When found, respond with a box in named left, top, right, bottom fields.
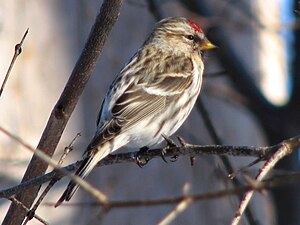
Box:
left=55, top=17, right=215, bottom=207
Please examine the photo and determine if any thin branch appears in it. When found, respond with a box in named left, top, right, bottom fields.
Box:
left=158, top=183, right=192, bottom=225
left=230, top=138, right=295, bottom=225
left=1, top=126, right=299, bottom=201
left=0, top=28, right=29, bottom=97
left=0, top=163, right=78, bottom=199
left=0, top=126, right=108, bottom=205
left=8, top=196, right=48, bottom=225
left=196, top=99, right=258, bottom=225
left=42, top=172, right=300, bottom=209
left=2, top=1, right=123, bottom=224
left=158, top=198, right=192, bottom=225
left=1, top=126, right=300, bottom=224
left=22, top=133, right=81, bottom=224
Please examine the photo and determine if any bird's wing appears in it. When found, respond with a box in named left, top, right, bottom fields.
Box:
left=88, top=51, right=194, bottom=149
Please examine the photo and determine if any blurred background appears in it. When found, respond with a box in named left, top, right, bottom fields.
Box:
left=0, top=0, right=299, bottom=224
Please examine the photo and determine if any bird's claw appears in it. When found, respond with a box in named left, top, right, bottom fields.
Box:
left=160, top=148, right=168, bottom=163
left=161, top=135, right=179, bottom=163
left=136, top=146, right=150, bottom=168
left=170, top=155, right=179, bottom=162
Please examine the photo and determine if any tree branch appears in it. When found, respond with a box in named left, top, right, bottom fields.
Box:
left=0, top=28, right=28, bottom=97
left=0, top=127, right=299, bottom=223
left=1, top=125, right=299, bottom=201
left=43, top=172, right=300, bottom=209
left=230, top=136, right=296, bottom=225
left=2, top=1, right=123, bottom=225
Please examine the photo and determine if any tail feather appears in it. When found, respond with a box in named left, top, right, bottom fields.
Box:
left=55, top=144, right=111, bottom=207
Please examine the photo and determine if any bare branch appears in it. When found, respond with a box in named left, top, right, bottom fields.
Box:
left=230, top=138, right=296, bottom=225
left=40, top=171, right=300, bottom=209
left=0, top=126, right=108, bottom=205
left=8, top=196, right=48, bottom=225
left=158, top=198, right=192, bottom=225
left=0, top=127, right=299, bottom=225
left=22, top=133, right=81, bottom=224
left=0, top=163, right=77, bottom=199
left=0, top=28, right=29, bottom=97
left=1, top=126, right=299, bottom=202
left=158, top=184, right=192, bottom=225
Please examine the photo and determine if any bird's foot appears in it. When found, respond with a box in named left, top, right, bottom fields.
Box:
left=136, top=146, right=150, bottom=168
left=161, top=135, right=179, bottom=163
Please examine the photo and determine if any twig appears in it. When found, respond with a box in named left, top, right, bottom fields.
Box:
left=42, top=171, right=300, bottom=209
left=0, top=28, right=29, bottom=97
left=0, top=126, right=108, bottom=205
left=23, top=133, right=81, bottom=224
left=57, top=133, right=81, bottom=166
left=0, top=162, right=78, bottom=199
left=158, top=183, right=192, bottom=225
left=197, top=99, right=258, bottom=225
left=8, top=196, right=48, bottom=225
left=230, top=138, right=295, bottom=225
left=158, top=198, right=192, bottom=225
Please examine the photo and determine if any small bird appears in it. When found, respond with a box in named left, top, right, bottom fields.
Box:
left=56, top=17, right=215, bottom=206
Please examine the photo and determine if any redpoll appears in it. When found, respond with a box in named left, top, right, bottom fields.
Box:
left=56, top=17, right=215, bottom=206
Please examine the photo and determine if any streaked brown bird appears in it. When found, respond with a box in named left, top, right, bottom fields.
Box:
left=56, top=17, right=215, bottom=207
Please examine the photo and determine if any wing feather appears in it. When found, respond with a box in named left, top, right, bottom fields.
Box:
left=142, top=73, right=193, bottom=95
left=89, top=49, right=195, bottom=148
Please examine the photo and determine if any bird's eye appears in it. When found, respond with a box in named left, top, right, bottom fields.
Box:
left=186, top=35, right=194, bottom=41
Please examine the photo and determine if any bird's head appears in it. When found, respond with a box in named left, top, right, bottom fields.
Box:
left=148, top=17, right=216, bottom=55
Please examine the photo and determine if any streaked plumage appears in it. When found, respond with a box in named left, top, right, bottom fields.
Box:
left=56, top=17, right=215, bottom=206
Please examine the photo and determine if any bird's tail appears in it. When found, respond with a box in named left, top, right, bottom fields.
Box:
left=55, top=143, right=111, bottom=207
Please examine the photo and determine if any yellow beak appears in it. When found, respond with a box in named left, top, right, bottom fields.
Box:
left=200, top=38, right=217, bottom=51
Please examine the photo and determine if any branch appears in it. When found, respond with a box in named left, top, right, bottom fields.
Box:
left=0, top=28, right=28, bottom=97
left=0, top=128, right=299, bottom=224
left=22, top=134, right=81, bottom=224
left=2, top=1, right=123, bottom=225
left=8, top=197, right=48, bottom=225
left=158, top=184, right=192, bottom=225
left=1, top=125, right=299, bottom=201
left=230, top=137, right=296, bottom=225
left=43, top=172, right=300, bottom=209
left=0, top=126, right=108, bottom=205
left=158, top=197, right=192, bottom=225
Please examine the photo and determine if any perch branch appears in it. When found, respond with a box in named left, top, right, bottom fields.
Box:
left=1, top=126, right=299, bottom=201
